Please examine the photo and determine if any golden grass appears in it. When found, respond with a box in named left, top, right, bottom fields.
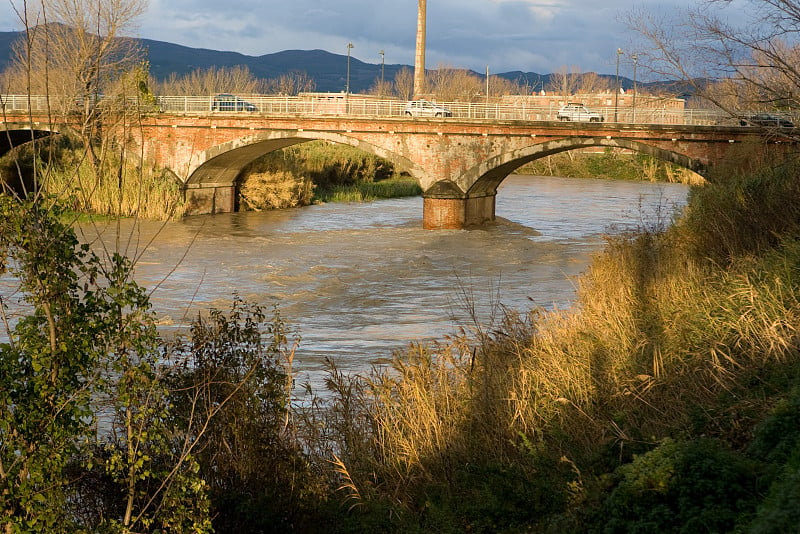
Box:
left=314, top=163, right=800, bottom=506
left=39, top=153, right=185, bottom=220
left=239, top=170, right=315, bottom=210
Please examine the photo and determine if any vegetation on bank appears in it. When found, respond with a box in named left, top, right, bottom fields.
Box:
left=516, top=148, right=705, bottom=184
left=298, top=155, right=800, bottom=533
left=0, top=136, right=186, bottom=220
left=4, top=143, right=800, bottom=532
left=238, top=140, right=420, bottom=210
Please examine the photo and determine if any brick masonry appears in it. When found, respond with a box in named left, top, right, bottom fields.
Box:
left=3, top=113, right=795, bottom=229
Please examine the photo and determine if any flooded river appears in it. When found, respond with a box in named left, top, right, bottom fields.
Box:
left=4, top=175, right=690, bottom=388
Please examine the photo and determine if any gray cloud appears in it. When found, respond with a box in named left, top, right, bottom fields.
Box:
left=0, top=0, right=737, bottom=76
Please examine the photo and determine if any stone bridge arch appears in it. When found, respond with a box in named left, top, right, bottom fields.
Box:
left=427, top=136, right=708, bottom=200
left=421, top=136, right=709, bottom=229
left=0, top=126, right=61, bottom=196
left=183, top=129, right=421, bottom=214
left=0, top=127, right=57, bottom=155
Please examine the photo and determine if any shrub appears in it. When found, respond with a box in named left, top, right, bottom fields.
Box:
left=679, top=158, right=800, bottom=265
left=165, top=298, right=324, bottom=533
left=600, top=438, right=761, bottom=534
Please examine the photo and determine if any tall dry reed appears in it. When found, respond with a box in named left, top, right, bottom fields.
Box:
left=39, top=152, right=185, bottom=219
left=311, top=156, right=800, bottom=515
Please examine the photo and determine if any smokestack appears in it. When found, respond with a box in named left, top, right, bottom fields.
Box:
left=414, top=0, right=426, bottom=98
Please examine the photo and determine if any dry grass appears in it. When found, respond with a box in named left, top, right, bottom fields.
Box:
left=239, top=170, right=315, bottom=210
left=36, top=151, right=185, bottom=220
left=309, top=159, right=800, bottom=512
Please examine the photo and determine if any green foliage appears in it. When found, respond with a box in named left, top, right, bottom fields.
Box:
left=0, top=196, right=209, bottom=532
left=166, top=298, right=323, bottom=533
left=291, top=141, right=396, bottom=187
left=744, top=386, right=800, bottom=533
left=600, top=438, right=761, bottom=534
left=747, top=387, right=800, bottom=464
left=0, top=198, right=109, bottom=532
left=748, top=456, right=800, bottom=534
left=314, top=175, right=422, bottom=203
left=413, top=456, right=573, bottom=534
left=516, top=149, right=695, bottom=183
left=239, top=140, right=411, bottom=209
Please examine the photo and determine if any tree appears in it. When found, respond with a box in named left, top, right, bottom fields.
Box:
left=267, top=70, right=316, bottom=95
left=394, top=67, right=415, bottom=100
left=0, top=199, right=213, bottom=533
left=164, top=300, right=322, bottom=532
left=156, top=65, right=267, bottom=96
left=547, top=65, right=582, bottom=98
left=5, top=0, right=149, bottom=169
left=427, top=64, right=482, bottom=102
left=626, top=1, right=800, bottom=119
left=576, top=71, right=610, bottom=94
left=368, top=77, right=393, bottom=98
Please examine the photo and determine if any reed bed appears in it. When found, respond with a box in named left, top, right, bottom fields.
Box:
left=1, top=142, right=185, bottom=219
left=304, top=155, right=800, bottom=530
left=41, top=159, right=186, bottom=220
left=314, top=176, right=421, bottom=203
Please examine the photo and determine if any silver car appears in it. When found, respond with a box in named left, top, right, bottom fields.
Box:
left=404, top=100, right=452, bottom=117
left=556, top=102, right=604, bottom=122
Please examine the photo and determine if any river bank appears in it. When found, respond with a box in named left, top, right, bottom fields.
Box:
left=5, top=154, right=800, bottom=532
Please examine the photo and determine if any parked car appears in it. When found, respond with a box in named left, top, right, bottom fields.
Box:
left=211, top=93, right=258, bottom=112
left=404, top=100, right=452, bottom=117
left=556, top=103, right=604, bottom=122
left=739, top=113, right=794, bottom=128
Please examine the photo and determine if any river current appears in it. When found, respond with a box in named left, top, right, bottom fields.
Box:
left=4, top=175, right=690, bottom=389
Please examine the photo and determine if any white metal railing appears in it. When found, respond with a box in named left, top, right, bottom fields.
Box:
left=0, top=93, right=745, bottom=127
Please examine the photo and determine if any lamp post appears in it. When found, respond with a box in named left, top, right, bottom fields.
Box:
left=632, top=53, right=638, bottom=123
left=614, top=47, right=623, bottom=122
left=346, top=42, right=354, bottom=95
left=379, top=49, right=385, bottom=95
left=485, top=65, right=490, bottom=117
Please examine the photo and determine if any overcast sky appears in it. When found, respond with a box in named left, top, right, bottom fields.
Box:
left=0, top=1, right=744, bottom=77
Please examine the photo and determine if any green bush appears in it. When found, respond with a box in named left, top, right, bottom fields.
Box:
left=413, top=457, right=573, bottom=533
left=165, top=299, right=324, bottom=533
left=748, top=454, right=800, bottom=534
left=599, top=438, right=761, bottom=534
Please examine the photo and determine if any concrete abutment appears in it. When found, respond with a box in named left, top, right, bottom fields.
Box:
left=184, top=183, right=236, bottom=215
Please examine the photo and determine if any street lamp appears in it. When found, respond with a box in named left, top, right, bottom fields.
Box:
left=614, top=47, right=623, bottom=122
left=346, top=42, right=354, bottom=95
left=632, top=53, right=638, bottom=123
left=379, top=49, right=385, bottom=94
left=485, top=65, right=490, bottom=113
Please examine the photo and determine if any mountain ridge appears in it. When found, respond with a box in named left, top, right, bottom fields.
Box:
left=0, top=30, right=654, bottom=94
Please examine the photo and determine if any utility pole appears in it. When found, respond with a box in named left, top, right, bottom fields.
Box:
left=614, top=47, right=623, bottom=122
left=485, top=65, right=489, bottom=117
left=414, top=0, right=427, bottom=98
left=379, top=49, right=385, bottom=94
left=346, top=42, right=354, bottom=95
left=632, top=53, right=638, bottom=123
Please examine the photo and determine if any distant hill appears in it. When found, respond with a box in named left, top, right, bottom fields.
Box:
left=0, top=30, right=668, bottom=95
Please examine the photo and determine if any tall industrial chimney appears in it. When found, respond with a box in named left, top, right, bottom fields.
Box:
left=414, top=0, right=426, bottom=98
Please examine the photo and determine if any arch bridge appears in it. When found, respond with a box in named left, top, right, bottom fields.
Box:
left=2, top=113, right=795, bottom=229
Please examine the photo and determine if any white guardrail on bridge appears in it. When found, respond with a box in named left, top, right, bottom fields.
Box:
left=0, top=93, right=747, bottom=127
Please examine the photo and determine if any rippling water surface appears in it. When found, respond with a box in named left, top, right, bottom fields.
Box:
left=4, top=175, right=690, bottom=387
